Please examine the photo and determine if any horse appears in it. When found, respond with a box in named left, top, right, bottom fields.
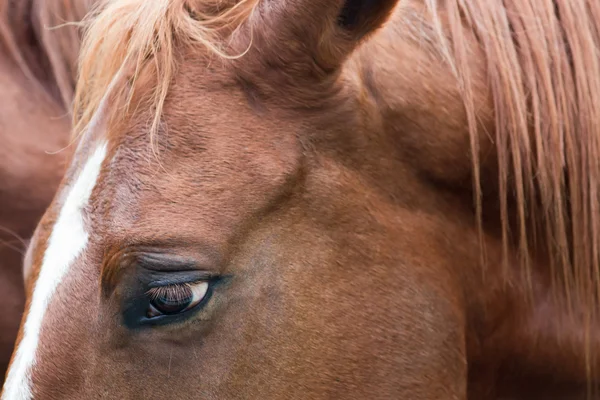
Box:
left=0, top=0, right=94, bottom=384
left=3, top=0, right=600, bottom=398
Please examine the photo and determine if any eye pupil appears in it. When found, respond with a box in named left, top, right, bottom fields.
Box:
left=146, top=281, right=210, bottom=318
left=152, top=293, right=192, bottom=315
left=148, top=284, right=193, bottom=315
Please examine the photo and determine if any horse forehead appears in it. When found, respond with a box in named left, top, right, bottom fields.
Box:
left=1, top=140, right=109, bottom=400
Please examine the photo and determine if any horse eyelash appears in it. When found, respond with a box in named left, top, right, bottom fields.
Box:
left=146, top=282, right=195, bottom=302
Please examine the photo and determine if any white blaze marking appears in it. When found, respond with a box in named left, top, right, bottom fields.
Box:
left=2, top=142, right=108, bottom=400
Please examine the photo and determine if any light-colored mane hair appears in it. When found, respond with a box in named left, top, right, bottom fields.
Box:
left=440, top=0, right=600, bottom=379
left=439, top=0, right=600, bottom=309
left=76, top=0, right=600, bottom=371
left=74, top=0, right=256, bottom=143
left=0, top=0, right=95, bottom=108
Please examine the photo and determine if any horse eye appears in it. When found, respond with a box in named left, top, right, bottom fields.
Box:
left=146, top=281, right=209, bottom=318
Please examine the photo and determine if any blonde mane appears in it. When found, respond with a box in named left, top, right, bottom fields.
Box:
left=437, top=0, right=600, bottom=297
left=73, top=0, right=257, bottom=143
left=431, top=0, right=600, bottom=378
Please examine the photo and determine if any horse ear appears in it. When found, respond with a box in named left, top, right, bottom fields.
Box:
left=336, top=0, right=399, bottom=39
left=256, top=0, right=399, bottom=72
left=322, top=0, right=400, bottom=68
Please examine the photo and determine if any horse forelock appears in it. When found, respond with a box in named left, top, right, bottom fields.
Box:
left=73, top=0, right=258, bottom=151
left=428, top=0, right=600, bottom=369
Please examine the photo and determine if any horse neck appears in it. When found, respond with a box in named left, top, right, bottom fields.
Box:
left=0, top=0, right=94, bottom=110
